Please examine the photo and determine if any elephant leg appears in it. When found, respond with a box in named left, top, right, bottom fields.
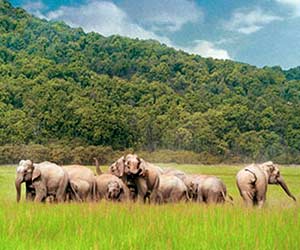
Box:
left=240, top=189, right=256, bottom=207
left=171, top=191, right=183, bottom=203
left=257, top=200, right=265, bottom=208
left=206, top=191, right=219, bottom=204
left=142, top=192, right=150, bottom=204
left=196, top=188, right=204, bottom=203
left=149, top=189, right=161, bottom=204
left=87, top=184, right=94, bottom=202
left=237, top=179, right=257, bottom=207
left=25, top=182, right=35, bottom=201
left=183, top=191, right=190, bottom=202
left=174, top=191, right=182, bottom=203
left=56, top=174, right=69, bottom=202
left=255, top=182, right=267, bottom=208
left=25, top=190, right=35, bottom=201
left=33, top=182, right=47, bottom=202
left=256, top=192, right=266, bottom=208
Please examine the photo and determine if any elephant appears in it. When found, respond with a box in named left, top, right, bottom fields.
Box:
left=63, top=165, right=95, bottom=202
left=156, top=174, right=189, bottom=203
left=236, top=161, right=296, bottom=207
left=123, top=154, right=162, bottom=203
left=94, top=174, right=129, bottom=202
left=162, top=168, right=186, bottom=181
left=15, top=160, right=69, bottom=202
left=188, top=175, right=232, bottom=204
left=15, top=160, right=36, bottom=202
left=106, top=156, right=138, bottom=201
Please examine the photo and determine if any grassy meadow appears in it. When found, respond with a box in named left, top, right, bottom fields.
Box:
left=0, top=164, right=299, bottom=250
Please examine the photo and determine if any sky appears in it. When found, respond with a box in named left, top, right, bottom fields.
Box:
left=9, top=0, right=300, bottom=69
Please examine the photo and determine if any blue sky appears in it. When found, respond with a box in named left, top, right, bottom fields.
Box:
left=10, top=0, right=300, bottom=69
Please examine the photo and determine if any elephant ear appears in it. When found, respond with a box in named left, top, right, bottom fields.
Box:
left=119, top=156, right=126, bottom=174
left=19, top=160, right=25, bottom=165
left=32, top=168, right=41, bottom=182
left=261, top=161, right=275, bottom=175
left=140, top=168, right=149, bottom=177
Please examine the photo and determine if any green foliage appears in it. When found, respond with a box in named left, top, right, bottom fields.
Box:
left=1, top=1, right=300, bottom=162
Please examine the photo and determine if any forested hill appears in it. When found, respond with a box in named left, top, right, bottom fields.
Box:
left=1, top=0, right=300, bottom=163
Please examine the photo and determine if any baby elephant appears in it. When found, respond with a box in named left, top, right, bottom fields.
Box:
left=95, top=174, right=129, bottom=202
left=106, top=180, right=124, bottom=200
left=188, top=175, right=232, bottom=204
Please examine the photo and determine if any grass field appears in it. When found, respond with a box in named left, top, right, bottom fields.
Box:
left=0, top=164, right=299, bottom=250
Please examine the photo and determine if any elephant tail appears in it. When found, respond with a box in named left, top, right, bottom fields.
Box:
left=222, top=191, right=234, bottom=205
left=93, top=157, right=103, bottom=175
left=91, top=178, right=97, bottom=202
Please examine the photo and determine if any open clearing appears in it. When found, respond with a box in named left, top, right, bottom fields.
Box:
left=0, top=164, right=299, bottom=250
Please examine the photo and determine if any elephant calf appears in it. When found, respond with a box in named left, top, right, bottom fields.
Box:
left=185, top=175, right=232, bottom=204
left=95, top=174, right=129, bottom=202
left=63, top=165, right=95, bottom=202
left=236, top=161, right=296, bottom=207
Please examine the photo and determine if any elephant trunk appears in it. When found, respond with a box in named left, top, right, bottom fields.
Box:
left=15, top=175, right=23, bottom=203
left=277, top=176, right=296, bottom=201
left=94, top=158, right=102, bottom=175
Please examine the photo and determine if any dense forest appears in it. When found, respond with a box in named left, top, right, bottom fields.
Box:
left=1, top=0, right=300, bottom=163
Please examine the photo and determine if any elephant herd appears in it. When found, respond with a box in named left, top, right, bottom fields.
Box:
left=15, top=154, right=296, bottom=207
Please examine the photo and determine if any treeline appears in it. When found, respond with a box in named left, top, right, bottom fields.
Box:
left=1, top=0, right=300, bottom=163
left=0, top=144, right=215, bottom=165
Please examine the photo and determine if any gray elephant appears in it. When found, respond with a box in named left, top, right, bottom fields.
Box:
left=106, top=156, right=138, bottom=201
left=156, top=174, right=189, bottom=203
left=15, top=160, right=35, bottom=202
left=123, top=154, right=162, bottom=203
left=162, top=168, right=186, bottom=181
left=188, top=175, right=232, bottom=204
left=236, top=161, right=296, bottom=207
left=94, top=173, right=129, bottom=202
left=15, top=160, right=69, bottom=202
left=63, top=165, right=95, bottom=202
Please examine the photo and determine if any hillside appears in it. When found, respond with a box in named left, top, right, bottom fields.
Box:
left=1, top=0, right=300, bottom=163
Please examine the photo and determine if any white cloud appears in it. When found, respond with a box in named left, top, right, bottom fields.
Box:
left=122, top=0, right=203, bottom=32
left=182, top=40, right=231, bottom=60
left=276, top=0, right=300, bottom=16
left=23, top=0, right=45, bottom=10
left=225, top=8, right=282, bottom=34
left=23, top=0, right=47, bottom=19
left=23, top=1, right=229, bottom=60
left=44, top=1, right=171, bottom=44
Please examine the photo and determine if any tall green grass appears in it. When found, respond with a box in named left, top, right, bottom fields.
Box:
left=0, top=165, right=299, bottom=250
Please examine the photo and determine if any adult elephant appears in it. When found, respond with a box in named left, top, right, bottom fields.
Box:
left=156, top=174, right=189, bottom=203
left=162, top=168, right=186, bottom=181
left=15, top=160, right=35, bottom=202
left=15, top=160, right=69, bottom=202
left=107, top=156, right=138, bottom=201
left=63, top=165, right=95, bottom=202
left=123, top=154, right=162, bottom=203
left=188, top=175, right=232, bottom=204
left=236, top=161, right=296, bottom=207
